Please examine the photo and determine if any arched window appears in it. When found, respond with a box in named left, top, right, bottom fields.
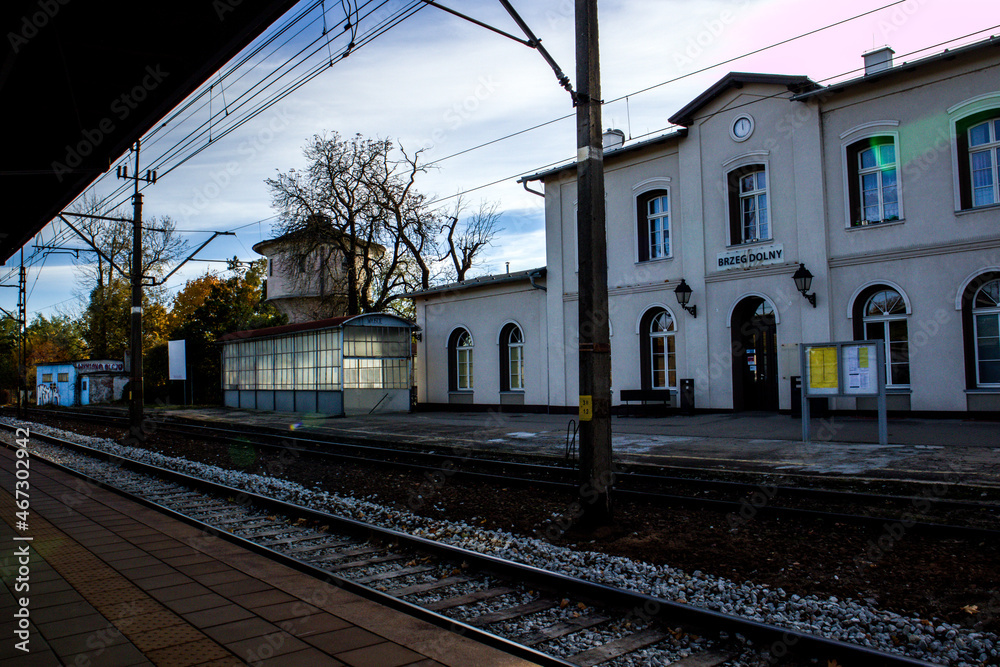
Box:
left=973, top=279, right=1000, bottom=386
left=858, top=288, right=909, bottom=387
left=448, top=328, right=473, bottom=391
left=500, top=324, right=524, bottom=391
left=968, top=117, right=1000, bottom=207
left=639, top=308, right=676, bottom=390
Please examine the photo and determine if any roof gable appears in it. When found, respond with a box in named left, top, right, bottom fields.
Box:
left=668, top=72, right=819, bottom=127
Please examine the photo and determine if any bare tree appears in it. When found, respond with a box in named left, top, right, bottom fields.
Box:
left=441, top=197, right=502, bottom=282
left=266, top=133, right=495, bottom=316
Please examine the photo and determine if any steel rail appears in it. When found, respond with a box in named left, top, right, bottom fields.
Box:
left=0, top=422, right=945, bottom=667
left=17, top=409, right=1000, bottom=532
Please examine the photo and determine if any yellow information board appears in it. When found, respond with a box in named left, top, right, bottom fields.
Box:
left=807, top=346, right=838, bottom=391
left=579, top=395, right=593, bottom=421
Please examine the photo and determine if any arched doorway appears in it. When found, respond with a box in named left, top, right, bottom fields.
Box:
left=731, top=296, right=778, bottom=411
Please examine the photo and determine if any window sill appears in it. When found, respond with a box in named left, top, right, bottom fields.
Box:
left=955, top=203, right=1000, bottom=217
left=500, top=390, right=525, bottom=395
left=726, top=238, right=774, bottom=250
left=965, top=388, right=1000, bottom=394
left=885, top=387, right=912, bottom=394
left=845, top=219, right=905, bottom=231
left=635, top=256, right=673, bottom=265
left=449, top=390, right=474, bottom=394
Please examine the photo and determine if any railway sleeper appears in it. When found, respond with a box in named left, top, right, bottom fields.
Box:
left=387, top=575, right=470, bottom=597
left=425, top=586, right=515, bottom=612
left=567, top=628, right=670, bottom=667
left=519, top=614, right=610, bottom=646
left=466, top=598, right=559, bottom=626
left=354, top=564, right=437, bottom=584
left=281, top=539, right=357, bottom=556
left=317, top=553, right=409, bottom=571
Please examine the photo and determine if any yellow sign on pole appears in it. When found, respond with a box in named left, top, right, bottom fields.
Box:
left=579, top=395, right=593, bottom=421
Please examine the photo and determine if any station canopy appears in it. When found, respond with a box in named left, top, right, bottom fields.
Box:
left=0, top=0, right=298, bottom=264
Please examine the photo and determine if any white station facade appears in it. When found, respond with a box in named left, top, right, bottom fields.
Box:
left=410, top=38, right=1000, bottom=416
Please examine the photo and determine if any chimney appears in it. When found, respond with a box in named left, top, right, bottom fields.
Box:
left=602, top=128, right=625, bottom=150
left=863, top=46, right=894, bottom=75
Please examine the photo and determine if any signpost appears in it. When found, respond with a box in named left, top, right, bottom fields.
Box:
left=801, top=340, right=887, bottom=445
left=168, top=339, right=188, bottom=404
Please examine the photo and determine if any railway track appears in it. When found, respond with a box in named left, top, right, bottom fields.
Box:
left=17, top=407, right=1000, bottom=540
left=0, top=419, right=953, bottom=666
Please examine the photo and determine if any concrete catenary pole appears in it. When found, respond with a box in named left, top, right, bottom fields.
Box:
left=575, top=0, right=613, bottom=526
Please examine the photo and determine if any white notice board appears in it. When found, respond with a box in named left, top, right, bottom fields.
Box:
left=841, top=342, right=879, bottom=396
left=168, top=340, right=187, bottom=381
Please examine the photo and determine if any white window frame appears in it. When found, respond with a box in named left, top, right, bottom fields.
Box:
left=862, top=289, right=910, bottom=389
left=722, top=153, right=771, bottom=247
left=947, top=93, right=1000, bottom=211
left=839, top=123, right=902, bottom=229
left=507, top=326, right=524, bottom=391
left=631, top=177, right=673, bottom=264
left=973, top=279, right=1000, bottom=387
left=647, top=309, right=677, bottom=391
left=969, top=118, right=1000, bottom=208
left=738, top=169, right=769, bottom=243
left=456, top=330, right=474, bottom=391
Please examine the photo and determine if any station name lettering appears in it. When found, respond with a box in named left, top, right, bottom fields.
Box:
left=717, top=244, right=784, bottom=270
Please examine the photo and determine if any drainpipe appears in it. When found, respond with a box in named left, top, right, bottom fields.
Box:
left=528, top=270, right=546, bottom=291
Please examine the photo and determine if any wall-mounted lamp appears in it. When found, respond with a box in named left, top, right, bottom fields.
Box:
left=673, top=278, right=697, bottom=318
left=792, top=263, right=817, bottom=307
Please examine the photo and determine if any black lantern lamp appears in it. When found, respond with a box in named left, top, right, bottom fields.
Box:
left=792, top=263, right=817, bottom=307
left=674, top=278, right=697, bottom=318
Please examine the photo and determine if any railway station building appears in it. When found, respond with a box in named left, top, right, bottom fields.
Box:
left=410, top=37, right=1000, bottom=416
left=220, top=313, right=414, bottom=416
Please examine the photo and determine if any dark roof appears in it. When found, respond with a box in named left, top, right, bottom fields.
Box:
left=668, top=72, right=819, bottom=127
left=220, top=313, right=413, bottom=342
left=251, top=217, right=385, bottom=255
left=792, top=34, right=1000, bottom=102
left=519, top=131, right=686, bottom=184
left=0, top=0, right=298, bottom=264
left=407, top=267, right=546, bottom=298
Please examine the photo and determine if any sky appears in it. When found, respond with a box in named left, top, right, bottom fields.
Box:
left=3, top=0, right=996, bottom=320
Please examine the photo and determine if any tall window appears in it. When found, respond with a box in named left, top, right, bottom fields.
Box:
left=639, top=308, right=676, bottom=390
left=969, top=118, right=1000, bottom=207
left=448, top=328, right=473, bottom=391
left=727, top=165, right=768, bottom=244
left=859, top=288, right=910, bottom=387
left=855, top=139, right=899, bottom=224
left=973, top=279, right=1000, bottom=386
left=500, top=323, right=524, bottom=391
left=636, top=190, right=670, bottom=261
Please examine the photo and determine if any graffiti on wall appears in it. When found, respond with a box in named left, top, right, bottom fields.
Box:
left=37, top=383, right=60, bottom=406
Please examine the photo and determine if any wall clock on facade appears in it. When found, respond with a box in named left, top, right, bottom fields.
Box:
left=731, top=115, right=754, bottom=141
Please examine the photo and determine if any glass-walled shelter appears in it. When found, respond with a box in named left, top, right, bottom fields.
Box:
left=220, top=313, right=414, bottom=415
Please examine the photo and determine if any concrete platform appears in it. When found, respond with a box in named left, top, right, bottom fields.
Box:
left=0, top=446, right=536, bottom=667
left=150, top=406, right=1000, bottom=485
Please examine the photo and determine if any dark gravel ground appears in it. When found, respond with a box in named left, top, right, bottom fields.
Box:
left=20, top=412, right=1000, bottom=636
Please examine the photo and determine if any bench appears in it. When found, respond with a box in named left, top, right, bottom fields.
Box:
left=619, top=389, right=674, bottom=417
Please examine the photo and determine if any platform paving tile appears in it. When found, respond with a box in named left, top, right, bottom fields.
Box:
left=225, top=631, right=314, bottom=662
left=33, top=613, right=109, bottom=640
left=117, top=562, right=178, bottom=579
left=112, top=610, right=188, bottom=634
left=303, top=627, right=384, bottom=654
left=46, top=625, right=132, bottom=655
left=228, top=588, right=297, bottom=609
left=162, top=553, right=217, bottom=568
left=127, top=623, right=210, bottom=652
left=0, top=651, right=62, bottom=667
left=147, top=581, right=214, bottom=602
left=182, top=603, right=256, bottom=627
left=175, top=560, right=233, bottom=577
left=29, top=589, right=87, bottom=610
left=24, top=578, right=73, bottom=595
left=110, top=555, right=164, bottom=571
left=335, top=641, right=426, bottom=667
left=31, top=599, right=97, bottom=624
left=254, top=647, right=346, bottom=666
left=132, top=572, right=197, bottom=590
left=201, top=616, right=282, bottom=644
left=210, top=577, right=273, bottom=597
left=62, top=641, right=150, bottom=666
left=189, top=568, right=249, bottom=586
left=153, top=546, right=204, bottom=560
left=253, top=600, right=324, bottom=623
left=143, top=638, right=233, bottom=666
left=161, top=592, right=231, bottom=615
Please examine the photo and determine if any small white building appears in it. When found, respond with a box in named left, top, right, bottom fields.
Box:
left=411, top=37, right=1000, bottom=416
left=220, top=313, right=414, bottom=416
